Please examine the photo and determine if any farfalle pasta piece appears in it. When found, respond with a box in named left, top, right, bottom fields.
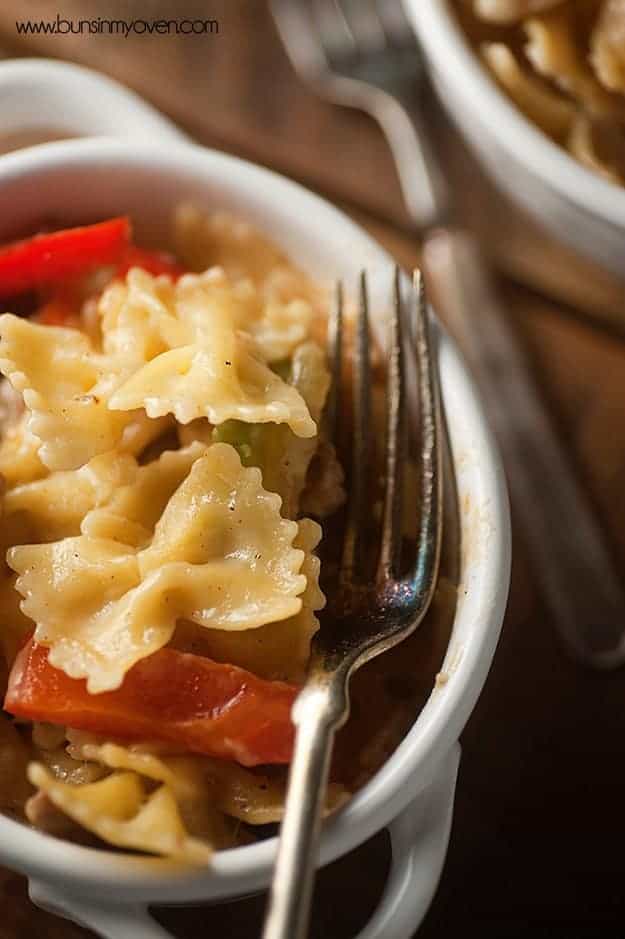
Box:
left=590, top=0, right=625, bottom=94
left=64, top=738, right=235, bottom=843
left=0, top=270, right=315, bottom=474
left=81, top=442, right=206, bottom=547
left=160, top=267, right=312, bottom=363
left=9, top=537, right=141, bottom=691
left=248, top=292, right=313, bottom=362
left=99, top=270, right=187, bottom=365
left=67, top=734, right=347, bottom=826
left=0, top=315, right=129, bottom=471
left=67, top=738, right=200, bottom=795
left=135, top=443, right=306, bottom=627
left=524, top=6, right=625, bottom=121
left=180, top=517, right=324, bottom=681
left=110, top=343, right=315, bottom=434
left=0, top=449, right=195, bottom=671
left=27, top=764, right=212, bottom=862
left=9, top=444, right=306, bottom=692
left=473, top=0, right=564, bottom=22
left=2, top=451, right=138, bottom=548
left=69, top=732, right=289, bottom=825
left=107, top=272, right=315, bottom=437
left=0, top=315, right=167, bottom=471
left=69, top=733, right=282, bottom=821
left=64, top=739, right=234, bottom=844
left=481, top=42, right=576, bottom=138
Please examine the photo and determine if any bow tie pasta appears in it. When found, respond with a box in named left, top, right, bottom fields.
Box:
left=182, top=516, right=325, bottom=683
left=459, top=1, right=625, bottom=184
left=0, top=208, right=356, bottom=864
left=103, top=263, right=313, bottom=364
left=0, top=316, right=141, bottom=471
left=106, top=270, right=316, bottom=434
left=28, top=763, right=214, bottom=863
left=24, top=733, right=348, bottom=858
left=9, top=444, right=309, bottom=693
left=0, top=268, right=316, bottom=473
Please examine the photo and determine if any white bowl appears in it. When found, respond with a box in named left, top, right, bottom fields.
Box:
left=405, top=0, right=625, bottom=279
left=0, top=60, right=510, bottom=939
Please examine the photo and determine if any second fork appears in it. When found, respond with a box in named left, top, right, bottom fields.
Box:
left=273, top=0, right=625, bottom=669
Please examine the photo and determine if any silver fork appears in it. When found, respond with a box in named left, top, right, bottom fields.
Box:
left=272, top=0, right=625, bottom=670
left=262, top=270, right=442, bottom=939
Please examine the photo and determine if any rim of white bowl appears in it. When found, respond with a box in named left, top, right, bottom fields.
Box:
left=407, top=0, right=625, bottom=229
left=0, top=137, right=511, bottom=903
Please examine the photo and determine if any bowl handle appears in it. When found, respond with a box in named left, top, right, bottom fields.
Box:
left=354, top=741, right=461, bottom=939
left=27, top=884, right=174, bottom=939
left=0, top=58, right=189, bottom=146
left=29, top=743, right=460, bottom=939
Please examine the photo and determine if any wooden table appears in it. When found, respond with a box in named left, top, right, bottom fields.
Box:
left=1, top=3, right=625, bottom=937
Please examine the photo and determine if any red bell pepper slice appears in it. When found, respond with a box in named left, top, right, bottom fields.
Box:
left=4, top=640, right=297, bottom=766
left=116, top=246, right=186, bottom=279
left=0, top=217, right=131, bottom=296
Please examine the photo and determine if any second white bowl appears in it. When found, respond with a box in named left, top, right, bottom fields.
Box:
left=405, top=0, right=625, bottom=279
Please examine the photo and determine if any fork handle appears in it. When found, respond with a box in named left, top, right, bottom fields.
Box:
left=423, top=228, right=625, bottom=668
left=262, top=685, right=339, bottom=939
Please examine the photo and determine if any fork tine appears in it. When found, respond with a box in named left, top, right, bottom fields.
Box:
left=410, top=270, right=443, bottom=603
left=270, top=0, right=328, bottom=79
left=341, top=271, right=373, bottom=581
left=332, top=0, right=387, bottom=56
left=325, top=280, right=343, bottom=444
left=311, top=0, right=356, bottom=62
left=372, top=0, right=418, bottom=49
left=377, top=266, right=406, bottom=582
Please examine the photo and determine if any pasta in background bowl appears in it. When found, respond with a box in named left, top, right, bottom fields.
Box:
left=457, top=0, right=625, bottom=186
left=0, top=58, right=509, bottom=939
left=406, top=0, right=625, bottom=278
